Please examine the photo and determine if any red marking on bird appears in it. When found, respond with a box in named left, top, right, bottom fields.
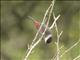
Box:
left=34, top=20, right=40, bottom=29
left=28, top=16, right=52, bottom=44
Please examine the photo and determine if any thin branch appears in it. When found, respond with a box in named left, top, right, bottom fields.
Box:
left=24, top=13, right=50, bottom=60
left=23, top=3, right=52, bottom=60
left=52, top=32, right=63, bottom=60
left=54, top=13, right=61, bottom=60
left=50, top=12, right=62, bottom=60
left=55, top=24, right=59, bottom=60
left=53, top=31, right=63, bottom=60
left=49, top=14, right=60, bottom=30
left=58, top=31, right=63, bottom=38
left=73, top=55, right=80, bottom=60
left=30, top=3, right=52, bottom=46
left=60, top=39, right=80, bottom=58
left=23, top=0, right=55, bottom=60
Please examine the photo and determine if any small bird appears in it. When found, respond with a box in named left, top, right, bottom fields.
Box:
left=28, top=16, right=52, bottom=44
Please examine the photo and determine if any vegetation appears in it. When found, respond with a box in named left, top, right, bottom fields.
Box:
left=1, top=0, right=80, bottom=60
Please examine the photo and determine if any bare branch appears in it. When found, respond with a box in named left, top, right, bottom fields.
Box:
left=54, top=13, right=62, bottom=60
left=59, top=31, right=63, bottom=38
left=50, top=12, right=62, bottom=60
left=49, top=14, right=60, bottom=30
left=30, top=3, right=52, bottom=46
left=73, top=55, right=80, bottom=60
left=23, top=0, right=55, bottom=60
left=60, top=39, right=80, bottom=58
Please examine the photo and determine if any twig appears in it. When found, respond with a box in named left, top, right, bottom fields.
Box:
left=30, top=2, right=52, bottom=46
left=73, top=55, right=80, bottom=60
left=60, top=39, right=80, bottom=58
left=53, top=13, right=62, bottom=60
left=50, top=12, right=62, bottom=60
left=49, top=14, right=60, bottom=30
left=23, top=3, right=52, bottom=60
left=23, top=0, right=55, bottom=60
left=24, top=12, right=50, bottom=60
left=51, top=43, right=63, bottom=60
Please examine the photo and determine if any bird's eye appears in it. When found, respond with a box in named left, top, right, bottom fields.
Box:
left=46, top=37, right=52, bottom=44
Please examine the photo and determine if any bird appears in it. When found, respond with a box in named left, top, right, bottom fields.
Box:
left=28, top=16, right=52, bottom=44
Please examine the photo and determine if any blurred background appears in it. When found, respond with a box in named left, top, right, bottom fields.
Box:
left=1, top=0, right=80, bottom=60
